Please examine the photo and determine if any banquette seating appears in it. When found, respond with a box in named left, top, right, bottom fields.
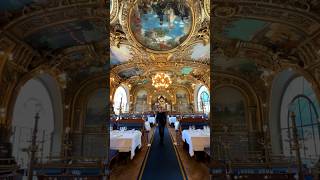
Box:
left=179, top=117, right=208, bottom=130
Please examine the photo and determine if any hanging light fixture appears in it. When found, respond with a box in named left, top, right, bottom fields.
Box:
left=152, top=72, right=172, bottom=89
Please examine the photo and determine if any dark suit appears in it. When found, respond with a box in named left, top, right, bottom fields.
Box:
left=156, top=111, right=167, bottom=141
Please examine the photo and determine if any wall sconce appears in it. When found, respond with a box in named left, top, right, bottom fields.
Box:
left=58, top=72, right=68, bottom=89
left=262, top=124, right=268, bottom=133
left=0, top=108, right=6, bottom=118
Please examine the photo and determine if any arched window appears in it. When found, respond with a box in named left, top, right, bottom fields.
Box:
left=113, top=86, right=128, bottom=115
left=197, top=85, right=210, bottom=114
left=11, top=78, right=55, bottom=168
left=281, top=76, right=320, bottom=166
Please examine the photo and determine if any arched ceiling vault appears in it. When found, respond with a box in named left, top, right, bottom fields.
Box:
left=0, top=0, right=107, bottom=85
left=0, top=0, right=320, bottom=96
left=110, top=0, right=210, bottom=90
left=213, top=0, right=320, bottom=90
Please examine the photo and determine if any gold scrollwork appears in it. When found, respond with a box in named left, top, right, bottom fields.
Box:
left=204, top=0, right=210, bottom=19
left=110, top=0, right=119, bottom=24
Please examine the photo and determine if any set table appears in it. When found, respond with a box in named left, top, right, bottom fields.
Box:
left=110, top=130, right=142, bottom=159
left=168, top=116, right=177, bottom=124
left=147, top=116, right=156, bottom=124
left=181, top=129, right=210, bottom=157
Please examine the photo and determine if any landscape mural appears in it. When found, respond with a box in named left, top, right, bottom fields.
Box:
left=215, top=87, right=246, bottom=125
left=85, top=89, right=107, bottom=127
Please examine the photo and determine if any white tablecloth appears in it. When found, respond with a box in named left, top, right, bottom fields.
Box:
left=174, top=121, right=179, bottom=130
left=147, top=117, right=156, bottom=124
left=182, top=129, right=210, bottom=157
left=145, top=121, right=151, bottom=131
left=168, top=117, right=177, bottom=124
left=110, top=130, right=142, bottom=159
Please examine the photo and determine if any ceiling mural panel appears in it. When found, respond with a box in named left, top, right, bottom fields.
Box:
left=24, top=20, right=106, bottom=51
left=223, top=18, right=268, bottom=41
left=190, top=43, right=210, bottom=60
left=0, top=0, right=47, bottom=12
left=110, top=45, right=133, bottom=66
left=118, top=67, right=143, bottom=79
left=215, top=55, right=262, bottom=76
left=251, top=23, right=305, bottom=51
left=129, top=0, right=193, bottom=51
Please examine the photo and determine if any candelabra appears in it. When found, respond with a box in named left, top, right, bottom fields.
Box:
left=24, top=100, right=43, bottom=180
left=290, top=111, right=304, bottom=180
left=63, top=127, right=72, bottom=163
left=257, top=124, right=271, bottom=177
left=220, top=125, right=232, bottom=175
left=27, top=112, right=40, bottom=180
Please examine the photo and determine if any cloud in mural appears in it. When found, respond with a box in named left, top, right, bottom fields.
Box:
left=191, top=43, right=210, bottom=60
left=110, top=45, right=133, bottom=66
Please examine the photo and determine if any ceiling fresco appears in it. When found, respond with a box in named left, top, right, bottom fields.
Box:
left=215, top=54, right=262, bottom=76
left=118, top=67, right=144, bottom=79
left=68, top=62, right=107, bottom=81
left=190, top=43, right=210, bottom=60
left=25, top=20, right=106, bottom=51
left=223, top=19, right=268, bottom=41
left=251, top=23, right=305, bottom=52
left=129, top=0, right=193, bottom=51
left=110, top=0, right=209, bottom=88
left=110, top=45, right=133, bottom=66
left=0, top=0, right=47, bottom=12
left=1, top=0, right=319, bottom=99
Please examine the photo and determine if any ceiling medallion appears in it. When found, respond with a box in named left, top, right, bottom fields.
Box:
left=127, top=0, right=195, bottom=53
left=152, top=72, right=172, bottom=89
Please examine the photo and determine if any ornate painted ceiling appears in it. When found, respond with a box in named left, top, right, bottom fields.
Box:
left=212, top=0, right=320, bottom=91
left=0, top=0, right=107, bottom=87
left=110, top=0, right=210, bottom=92
left=0, top=0, right=320, bottom=95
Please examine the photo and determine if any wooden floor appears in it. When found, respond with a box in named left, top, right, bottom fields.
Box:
left=167, top=127, right=210, bottom=180
left=110, top=125, right=209, bottom=180
left=110, top=128, right=155, bottom=180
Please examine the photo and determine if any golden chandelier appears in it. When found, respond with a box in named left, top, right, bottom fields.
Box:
left=152, top=72, right=172, bottom=89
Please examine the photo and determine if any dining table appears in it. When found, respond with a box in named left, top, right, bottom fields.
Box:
left=110, top=129, right=142, bottom=159
left=181, top=128, right=210, bottom=157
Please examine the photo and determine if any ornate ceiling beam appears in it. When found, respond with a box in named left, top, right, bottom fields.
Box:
left=213, top=0, right=320, bottom=32
left=3, top=4, right=106, bottom=39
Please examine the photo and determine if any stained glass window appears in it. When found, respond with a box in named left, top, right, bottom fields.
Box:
left=197, top=85, right=210, bottom=114
left=281, top=77, right=320, bottom=166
